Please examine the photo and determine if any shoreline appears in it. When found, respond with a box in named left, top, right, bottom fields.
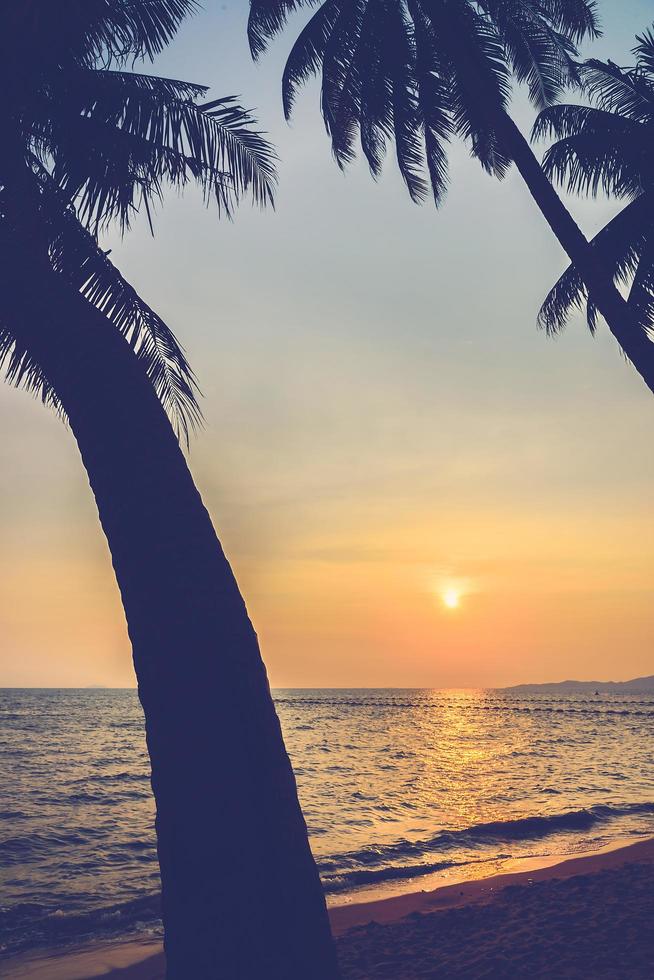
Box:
left=4, top=836, right=654, bottom=979
left=324, top=831, right=645, bottom=909
left=330, top=835, right=654, bottom=933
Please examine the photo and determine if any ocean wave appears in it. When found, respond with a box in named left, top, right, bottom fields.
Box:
left=2, top=801, right=653, bottom=956
left=317, top=801, right=654, bottom=891
left=0, top=830, right=101, bottom=864
left=0, top=893, right=162, bottom=958
left=322, top=859, right=463, bottom=891
left=3, top=688, right=654, bottom=960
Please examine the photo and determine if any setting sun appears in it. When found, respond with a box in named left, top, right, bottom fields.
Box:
left=442, top=589, right=460, bottom=609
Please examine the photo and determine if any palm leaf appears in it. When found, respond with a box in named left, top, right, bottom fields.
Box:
left=627, top=202, right=654, bottom=335
left=249, top=0, right=321, bottom=58
left=0, top=166, right=202, bottom=441
left=409, top=1, right=452, bottom=204
left=0, top=321, right=64, bottom=418
left=320, top=0, right=370, bottom=168
left=634, top=27, right=654, bottom=76
left=4, top=0, right=198, bottom=72
left=357, top=0, right=396, bottom=178
left=535, top=0, right=599, bottom=44
left=580, top=58, right=654, bottom=122
left=248, top=0, right=597, bottom=200
left=4, top=1, right=277, bottom=446
left=478, top=0, right=583, bottom=110
left=538, top=196, right=648, bottom=334
left=535, top=103, right=649, bottom=199
left=282, top=0, right=344, bottom=118
left=30, top=68, right=277, bottom=232
left=386, top=0, right=430, bottom=202
left=50, top=213, right=203, bottom=442
left=424, top=0, right=512, bottom=177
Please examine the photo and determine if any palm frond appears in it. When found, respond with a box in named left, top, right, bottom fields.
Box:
left=249, top=0, right=322, bottom=58
left=106, top=0, right=200, bottom=62
left=249, top=0, right=598, bottom=200
left=478, top=0, right=584, bottom=110
left=581, top=58, right=654, bottom=121
left=427, top=0, right=512, bottom=177
left=282, top=0, right=344, bottom=119
left=627, top=209, right=654, bottom=335
left=535, top=103, right=648, bottom=199
left=409, top=1, right=451, bottom=204
left=357, top=0, right=396, bottom=178
left=0, top=322, right=64, bottom=417
left=1, top=164, right=202, bottom=441
left=538, top=196, right=648, bottom=334
left=535, top=0, right=600, bottom=44
left=634, top=27, right=654, bottom=75
left=50, top=212, right=203, bottom=442
left=30, top=69, right=276, bottom=232
left=532, top=102, right=640, bottom=141
left=4, top=0, right=198, bottom=71
left=0, top=177, right=72, bottom=417
left=2, top=1, right=278, bottom=445
left=387, top=0, right=429, bottom=202
left=320, top=0, right=369, bottom=168
left=312, top=0, right=430, bottom=200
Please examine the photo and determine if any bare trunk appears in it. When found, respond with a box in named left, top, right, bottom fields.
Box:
left=1, top=246, right=339, bottom=979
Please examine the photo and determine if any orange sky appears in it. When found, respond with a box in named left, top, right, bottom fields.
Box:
left=2, top=346, right=652, bottom=688
left=1, top=2, right=653, bottom=688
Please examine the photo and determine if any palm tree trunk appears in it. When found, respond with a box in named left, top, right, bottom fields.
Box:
left=492, top=111, right=654, bottom=394
left=1, top=244, right=339, bottom=979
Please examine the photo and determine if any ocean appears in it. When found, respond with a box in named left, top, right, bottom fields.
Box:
left=1, top=687, right=653, bottom=958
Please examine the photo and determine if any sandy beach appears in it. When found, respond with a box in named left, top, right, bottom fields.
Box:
left=3, top=837, right=653, bottom=979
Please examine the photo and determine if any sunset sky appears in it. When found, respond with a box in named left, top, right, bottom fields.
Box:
left=1, top=0, right=653, bottom=688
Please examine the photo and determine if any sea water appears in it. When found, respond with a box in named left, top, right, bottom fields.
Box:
left=1, top=687, right=653, bottom=957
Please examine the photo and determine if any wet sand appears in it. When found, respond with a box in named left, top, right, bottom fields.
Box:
left=4, top=838, right=654, bottom=979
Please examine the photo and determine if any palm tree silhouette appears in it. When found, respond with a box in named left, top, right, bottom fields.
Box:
left=534, top=29, right=654, bottom=338
left=247, top=0, right=654, bottom=391
left=0, top=3, right=337, bottom=977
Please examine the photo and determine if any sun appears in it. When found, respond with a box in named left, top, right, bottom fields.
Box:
left=442, top=588, right=460, bottom=609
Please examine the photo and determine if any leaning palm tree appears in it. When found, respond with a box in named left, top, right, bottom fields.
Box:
left=534, top=28, right=654, bottom=338
left=0, top=3, right=338, bottom=977
left=247, top=0, right=654, bottom=391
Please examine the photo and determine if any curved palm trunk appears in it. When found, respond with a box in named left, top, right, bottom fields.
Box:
left=492, top=112, right=654, bottom=394
left=1, top=247, right=339, bottom=979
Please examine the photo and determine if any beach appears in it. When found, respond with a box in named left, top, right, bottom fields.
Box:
left=4, top=838, right=653, bottom=979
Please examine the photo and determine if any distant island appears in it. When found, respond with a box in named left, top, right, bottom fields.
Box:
left=502, top=675, right=654, bottom=694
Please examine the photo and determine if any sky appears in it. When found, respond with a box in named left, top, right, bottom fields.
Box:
left=1, top=0, right=653, bottom=688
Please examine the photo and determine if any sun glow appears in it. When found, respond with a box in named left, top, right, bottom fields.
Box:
left=442, top=588, right=460, bottom=610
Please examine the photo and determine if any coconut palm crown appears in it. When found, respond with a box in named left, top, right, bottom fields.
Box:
left=534, top=28, right=654, bottom=336
left=0, top=0, right=276, bottom=440
left=248, top=0, right=598, bottom=203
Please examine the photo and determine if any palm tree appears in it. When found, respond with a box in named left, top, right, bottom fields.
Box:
left=247, top=0, right=654, bottom=391
left=0, top=3, right=338, bottom=977
left=534, top=29, right=654, bottom=338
